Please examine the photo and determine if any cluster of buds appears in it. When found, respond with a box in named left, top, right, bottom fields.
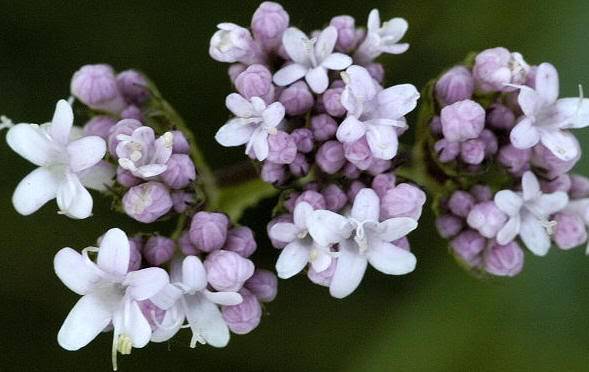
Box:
left=211, top=2, right=418, bottom=186
left=427, top=47, right=589, bottom=276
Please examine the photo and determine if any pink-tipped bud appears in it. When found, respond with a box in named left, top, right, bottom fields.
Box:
left=436, top=214, right=464, bottom=239
left=235, top=64, right=275, bottom=103
left=123, top=181, right=173, bottom=223
left=435, top=66, right=474, bottom=107
left=451, top=230, right=485, bottom=268
left=222, top=288, right=262, bottom=335
left=279, top=81, right=314, bottom=115
left=245, top=269, right=278, bottom=302
left=440, top=100, right=485, bottom=143
left=267, top=131, right=297, bottom=164
left=381, top=183, right=426, bottom=220
left=322, top=184, right=348, bottom=211
left=311, top=114, right=338, bottom=141
left=116, top=69, right=150, bottom=105
left=466, top=202, right=508, bottom=239
left=448, top=191, right=476, bottom=218
left=553, top=212, right=588, bottom=250
left=291, top=128, right=314, bottom=153
left=143, top=235, right=175, bottom=266
left=204, top=250, right=255, bottom=292
left=70, top=64, right=126, bottom=113
left=189, top=212, right=229, bottom=252
left=316, top=141, right=346, bottom=174
left=83, top=116, right=116, bottom=140
left=161, top=154, right=196, bottom=189
left=483, top=241, right=524, bottom=277
left=251, top=1, right=289, bottom=51
left=224, top=227, right=257, bottom=258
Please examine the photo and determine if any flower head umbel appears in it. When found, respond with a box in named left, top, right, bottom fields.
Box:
left=215, top=94, right=285, bottom=161
left=354, top=9, right=409, bottom=64
left=273, top=26, right=352, bottom=93
left=510, top=63, right=589, bottom=161
left=6, top=100, right=112, bottom=219
left=54, top=228, right=169, bottom=370
left=495, top=171, right=569, bottom=256
left=116, top=126, right=174, bottom=178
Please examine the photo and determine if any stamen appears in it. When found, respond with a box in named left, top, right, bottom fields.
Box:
left=67, top=96, right=75, bottom=106
left=0, top=116, right=14, bottom=131
left=304, top=37, right=318, bottom=66
left=190, top=331, right=206, bottom=348
left=541, top=219, right=558, bottom=235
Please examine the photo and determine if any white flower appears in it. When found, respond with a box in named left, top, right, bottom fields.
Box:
left=307, top=188, right=418, bottom=298
left=564, top=199, right=589, bottom=254
left=116, top=126, right=174, bottom=178
left=54, top=228, right=169, bottom=370
left=270, top=202, right=339, bottom=278
left=336, top=65, right=419, bottom=160
left=149, top=256, right=242, bottom=348
left=215, top=93, right=285, bottom=161
left=273, top=26, right=352, bottom=94
left=510, top=63, right=589, bottom=161
left=495, top=171, right=569, bottom=256
left=6, top=100, right=112, bottom=219
left=354, top=9, right=409, bottom=64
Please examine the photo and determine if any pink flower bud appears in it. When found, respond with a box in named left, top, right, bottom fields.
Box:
left=367, top=159, right=392, bottom=176
left=330, top=15, right=357, bottom=52
left=347, top=181, right=366, bottom=203
left=143, top=236, right=175, bottom=266
left=322, top=87, right=346, bottom=117
left=251, top=1, right=289, bottom=51
left=553, top=212, right=588, bottom=250
left=205, top=250, right=255, bottom=293
left=436, top=214, right=464, bottom=239
left=322, top=184, right=348, bottom=211
left=532, top=143, right=580, bottom=179
left=116, top=69, right=150, bottom=105
left=451, top=230, right=486, bottom=268
left=228, top=64, right=247, bottom=83
left=381, top=183, right=427, bottom=220
left=435, top=66, right=474, bottom=107
left=473, top=47, right=528, bottom=92
left=394, top=237, right=411, bottom=251
left=289, top=153, right=310, bottom=177
left=486, top=103, right=515, bottom=130
left=483, top=241, right=524, bottom=277
left=498, top=144, right=531, bottom=175
left=70, top=64, right=126, bottom=113
left=261, top=161, right=286, bottom=185
left=291, top=128, right=314, bottom=153
left=161, top=154, right=196, bottom=189
left=448, top=191, right=476, bottom=218
left=178, top=230, right=201, bottom=256
left=279, top=81, right=314, bottom=115
left=365, top=63, right=385, bottom=84
left=343, top=162, right=361, bottom=179
left=440, top=100, right=485, bottom=142
left=479, top=129, right=498, bottom=156
left=541, top=175, right=571, bottom=194
left=83, top=116, right=116, bottom=140
left=123, top=181, right=173, bottom=223
left=116, top=167, right=142, bottom=188
left=307, top=260, right=336, bottom=287
left=430, top=116, right=443, bottom=136
left=470, top=185, right=492, bottom=203
left=311, top=114, right=337, bottom=141
left=344, top=138, right=373, bottom=170
left=434, top=139, right=460, bottom=163
left=296, top=190, right=326, bottom=210
left=570, top=175, right=589, bottom=199
left=235, top=64, right=275, bottom=103
left=245, top=269, right=278, bottom=302
left=107, top=119, right=142, bottom=157
left=172, top=130, right=190, bottom=155
left=460, top=139, right=486, bottom=165
left=120, top=105, right=143, bottom=121
left=267, top=131, right=297, bottom=164
left=189, top=212, right=229, bottom=253
left=316, top=141, right=345, bottom=174
left=128, top=236, right=143, bottom=272
left=466, top=202, right=508, bottom=239
left=224, top=227, right=257, bottom=258
left=171, top=191, right=194, bottom=213
left=209, top=23, right=262, bottom=65
left=222, top=288, right=262, bottom=335
left=371, top=173, right=397, bottom=199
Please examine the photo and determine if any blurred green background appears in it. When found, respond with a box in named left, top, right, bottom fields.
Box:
left=1, top=0, right=588, bottom=371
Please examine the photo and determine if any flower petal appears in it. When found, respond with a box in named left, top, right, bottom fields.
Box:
left=315, top=26, right=338, bottom=62
left=522, top=171, right=541, bottom=202
left=67, top=136, right=106, bottom=172
left=54, top=247, right=102, bottom=295
left=49, top=100, right=74, bottom=145
left=366, top=124, right=398, bottom=160
left=553, top=98, right=589, bottom=129
left=282, top=27, right=310, bottom=65
left=531, top=192, right=569, bottom=216
left=6, top=124, right=63, bottom=166
left=367, top=241, right=417, bottom=275
left=77, top=160, right=115, bottom=192
left=12, top=166, right=61, bottom=216
left=367, top=9, right=380, bottom=32
left=182, top=256, right=207, bottom=293
left=150, top=284, right=184, bottom=310
left=305, top=67, right=329, bottom=94
left=381, top=43, right=410, bottom=55
left=510, top=117, right=540, bottom=150
left=381, top=18, right=408, bottom=43
left=497, top=216, right=521, bottom=245
left=262, top=102, right=285, bottom=129
left=294, top=201, right=314, bottom=229
left=310, top=248, right=332, bottom=273
left=535, top=63, right=559, bottom=105
left=150, top=304, right=184, bottom=343
left=351, top=188, right=380, bottom=221
left=517, top=86, right=543, bottom=117
left=494, top=190, right=523, bottom=216
left=251, top=128, right=270, bottom=161
left=275, top=240, right=310, bottom=279
left=269, top=222, right=299, bottom=243
left=184, top=294, right=230, bottom=348
left=336, top=116, right=366, bottom=143
left=321, top=53, right=353, bottom=70
left=376, top=84, right=419, bottom=119
left=376, top=217, right=418, bottom=242
left=113, top=300, right=152, bottom=348
left=225, top=93, right=254, bottom=117
left=520, top=213, right=550, bottom=256
left=204, top=290, right=243, bottom=306
left=97, top=228, right=130, bottom=276
left=56, top=172, right=93, bottom=219
left=57, top=287, right=121, bottom=351
left=539, top=128, right=580, bottom=161
left=308, top=210, right=354, bottom=247
left=329, top=239, right=367, bottom=298
left=124, top=267, right=169, bottom=301
left=273, top=63, right=308, bottom=87
left=215, top=118, right=256, bottom=147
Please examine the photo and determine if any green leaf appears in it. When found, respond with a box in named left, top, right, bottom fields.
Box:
left=214, top=178, right=279, bottom=222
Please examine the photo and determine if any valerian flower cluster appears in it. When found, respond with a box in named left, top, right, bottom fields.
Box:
left=1, top=1, right=588, bottom=370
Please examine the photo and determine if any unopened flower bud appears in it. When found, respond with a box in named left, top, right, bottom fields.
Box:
left=322, top=87, right=346, bottom=117
left=343, top=138, right=373, bottom=170
left=343, top=162, right=361, bottom=179
left=541, top=175, right=571, bottom=194
left=448, top=191, right=476, bottom=218
left=307, top=260, right=336, bottom=287
left=436, top=214, right=464, bottom=239
left=346, top=181, right=366, bottom=202
left=161, top=154, right=196, bottom=189
left=116, top=69, right=150, bottom=105
left=365, top=63, right=385, bottom=83
left=322, top=184, right=348, bottom=211
left=83, top=116, right=116, bottom=140
left=451, top=230, right=485, bottom=268
left=435, top=66, right=474, bottom=107
left=222, top=288, right=262, bottom=335
left=470, top=185, right=493, bottom=203
left=289, top=153, right=310, bottom=177
left=279, top=81, right=314, bottom=115
left=367, top=159, right=391, bottom=176
left=498, top=144, right=531, bottom=175
left=267, top=131, right=297, bottom=164
left=290, top=128, right=314, bottom=153
left=467, top=202, right=508, bottom=239
left=434, top=139, right=460, bottom=163
left=172, top=130, right=190, bottom=155
left=553, top=212, right=588, bottom=250
left=245, top=269, right=278, bottom=302
left=205, top=250, right=255, bottom=292
left=473, top=47, right=528, bottom=92
left=178, top=230, right=201, bottom=256
left=460, top=139, right=486, bottom=165
left=570, top=175, right=589, bottom=199
left=261, top=161, right=286, bottom=185
left=228, top=64, right=247, bottom=83
left=209, top=23, right=262, bottom=65
left=123, top=181, right=173, bottom=223
left=251, top=1, right=289, bottom=51
left=70, top=64, right=126, bottom=113
left=116, top=167, right=142, bottom=188
left=235, top=64, right=275, bottom=103
left=120, top=105, right=143, bottom=121
left=143, top=236, right=175, bottom=266
left=441, top=100, right=485, bottom=142
left=224, top=227, right=257, bottom=258
left=171, top=191, right=194, bottom=213
left=311, top=114, right=337, bottom=141
left=330, top=15, right=357, bottom=52
left=296, top=190, right=326, bottom=210
left=371, top=173, right=396, bottom=199
left=316, top=141, right=345, bottom=174
left=486, top=103, right=515, bottom=130
left=128, top=236, right=143, bottom=272
left=479, top=129, right=498, bottom=156
left=532, top=143, right=580, bottom=179
left=190, top=212, right=229, bottom=252
left=430, top=116, right=443, bottom=136
left=381, top=183, right=426, bottom=220
left=484, top=241, right=524, bottom=277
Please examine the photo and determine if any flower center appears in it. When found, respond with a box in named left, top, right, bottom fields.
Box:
left=303, top=37, right=318, bottom=67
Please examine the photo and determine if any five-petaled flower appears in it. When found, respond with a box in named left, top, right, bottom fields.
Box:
left=6, top=99, right=112, bottom=219
left=354, top=9, right=409, bottom=64
left=117, top=126, right=174, bottom=178
left=495, top=171, right=569, bottom=256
